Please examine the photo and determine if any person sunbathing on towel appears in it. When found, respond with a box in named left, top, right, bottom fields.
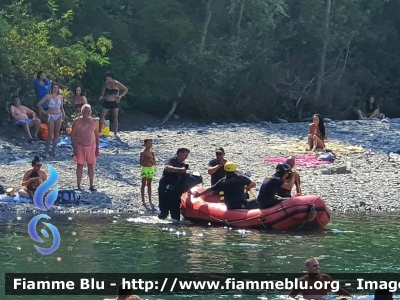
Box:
left=18, top=156, right=47, bottom=199
left=306, top=114, right=327, bottom=152
left=277, top=157, right=302, bottom=197
left=257, top=163, right=295, bottom=209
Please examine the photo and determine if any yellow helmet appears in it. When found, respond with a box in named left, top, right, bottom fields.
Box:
left=224, top=161, right=237, bottom=172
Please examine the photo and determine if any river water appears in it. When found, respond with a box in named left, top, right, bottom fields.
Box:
left=1, top=212, right=399, bottom=299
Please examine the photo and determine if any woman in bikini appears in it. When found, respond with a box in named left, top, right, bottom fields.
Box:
left=99, top=72, right=128, bottom=138
left=18, top=156, right=47, bottom=199
left=306, top=114, right=327, bottom=152
left=72, top=86, right=88, bottom=117
left=37, top=84, right=66, bottom=156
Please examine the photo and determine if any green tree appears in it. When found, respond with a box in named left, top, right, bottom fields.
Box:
left=0, top=0, right=112, bottom=106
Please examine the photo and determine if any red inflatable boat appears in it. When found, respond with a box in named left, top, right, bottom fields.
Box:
left=181, top=186, right=330, bottom=230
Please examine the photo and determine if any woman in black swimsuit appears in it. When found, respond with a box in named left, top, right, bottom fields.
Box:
left=99, top=72, right=128, bottom=138
left=357, top=96, right=384, bottom=120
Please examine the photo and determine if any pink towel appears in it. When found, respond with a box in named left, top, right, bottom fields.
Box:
left=263, top=155, right=332, bottom=168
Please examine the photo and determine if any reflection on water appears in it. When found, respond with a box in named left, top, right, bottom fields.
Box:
left=1, top=212, right=400, bottom=299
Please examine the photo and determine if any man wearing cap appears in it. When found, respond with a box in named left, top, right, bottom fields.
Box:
left=207, top=147, right=227, bottom=186
left=257, top=163, right=296, bottom=209
left=278, top=157, right=302, bottom=197
left=193, top=162, right=259, bottom=209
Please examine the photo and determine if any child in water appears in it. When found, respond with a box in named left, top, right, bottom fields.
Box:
left=139, top=138, right=156, bottom=207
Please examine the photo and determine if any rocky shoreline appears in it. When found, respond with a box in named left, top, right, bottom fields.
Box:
left=1, top=118, right=400, bottom=215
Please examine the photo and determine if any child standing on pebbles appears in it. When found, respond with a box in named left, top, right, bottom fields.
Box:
left=140, top=138, right=156, bottom=207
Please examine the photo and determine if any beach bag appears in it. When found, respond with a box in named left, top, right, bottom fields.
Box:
left=57, top=190, right=81, bottom=203
left=39, top=124, right=54, bottom=141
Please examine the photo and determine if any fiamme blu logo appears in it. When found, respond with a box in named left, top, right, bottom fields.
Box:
left=27, top=165, right=61, bottom=255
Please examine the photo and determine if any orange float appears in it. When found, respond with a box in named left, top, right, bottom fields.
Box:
left=181, top=186, right=331, bottom=230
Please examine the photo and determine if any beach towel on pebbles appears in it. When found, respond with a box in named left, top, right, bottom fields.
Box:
left=267, top=141, right=364, bottom=155
left=263, top=155, right=333, bottom=168
left=0, top=193, right=32, bottom=203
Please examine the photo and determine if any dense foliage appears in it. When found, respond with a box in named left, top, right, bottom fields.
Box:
left=1, top=0, right=400, bottom=122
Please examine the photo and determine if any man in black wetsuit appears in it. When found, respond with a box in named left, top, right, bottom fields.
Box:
left=158, top=147, right=190, bottom=221
left=207, top=147, right=227, bottom=186
left=257, top=163, right=295, bottom=209
left=193, top=162, right=259, bottom=209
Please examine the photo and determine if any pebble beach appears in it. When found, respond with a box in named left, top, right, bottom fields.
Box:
left=1, top=118, right=400, bottom=215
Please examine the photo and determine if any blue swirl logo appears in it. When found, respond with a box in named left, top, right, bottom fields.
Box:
left=27, top=165, right=61, bottom=255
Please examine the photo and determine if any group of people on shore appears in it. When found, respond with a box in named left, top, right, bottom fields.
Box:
left=11, top=74, right=386, bottom=204
left=10, top=74, right=386, bottom=218
left=12, top=70, right=128, bottom=146
left=14, top=110, right=326, bottom=210
left=10, top=71, right=128, bottom=192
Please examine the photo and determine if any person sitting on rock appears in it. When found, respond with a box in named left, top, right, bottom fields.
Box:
left=358, top=96, right=385, bottom=120
left=306, top=114, right=326, bottom=152
left=207, top=147, right=227, bottom=186
left=10, top=96, right=41, bottom=142
left=18, top=156, right=47, bottom=199
left=277, top=157, right=302, bottom=197
left=257, top=163, right=296, bottom=209
left=193, top=162, right=259, bottom=209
